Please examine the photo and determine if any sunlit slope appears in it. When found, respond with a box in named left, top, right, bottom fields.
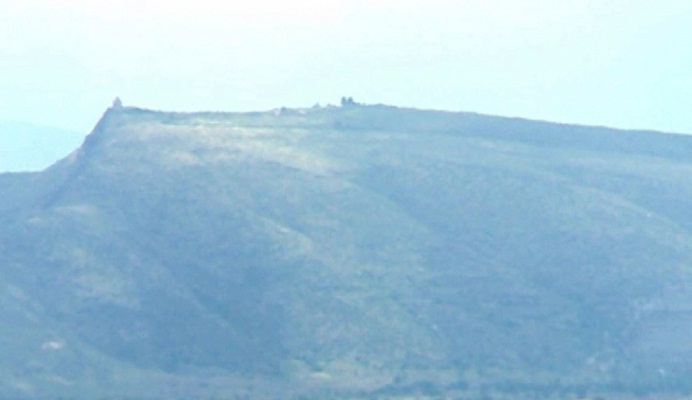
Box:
left=2, top=104, right=692, bottom=398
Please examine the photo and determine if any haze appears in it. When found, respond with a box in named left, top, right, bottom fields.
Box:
left=1, top=0, right=691, bottom=170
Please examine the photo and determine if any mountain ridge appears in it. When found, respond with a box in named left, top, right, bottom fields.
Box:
left=2, top=102, right=692, bottom=399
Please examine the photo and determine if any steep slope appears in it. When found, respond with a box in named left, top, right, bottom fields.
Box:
left=2, top=103, right=692, bottom=399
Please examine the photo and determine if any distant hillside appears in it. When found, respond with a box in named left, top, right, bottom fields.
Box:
left=0, top=121, right=84, bottom=172
left=2, top=102, right=692, bottom=399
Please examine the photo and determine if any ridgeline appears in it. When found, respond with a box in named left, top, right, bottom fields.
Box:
left=2, top=102, right=692, bottom=399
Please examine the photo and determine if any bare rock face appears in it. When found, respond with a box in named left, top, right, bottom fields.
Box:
left=2, top=103, right=692, bottom=399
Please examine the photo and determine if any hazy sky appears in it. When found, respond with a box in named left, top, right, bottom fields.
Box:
left=1, top=0, right=692, bottom=170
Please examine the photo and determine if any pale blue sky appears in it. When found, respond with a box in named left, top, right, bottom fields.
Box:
left=1, top=0, right=691, bottom=171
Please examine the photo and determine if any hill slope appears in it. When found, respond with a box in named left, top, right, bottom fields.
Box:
left=2, top=103, right=692, bottom=399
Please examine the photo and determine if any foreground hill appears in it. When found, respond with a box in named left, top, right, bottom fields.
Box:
left=2, top=102, right=692, bottom=399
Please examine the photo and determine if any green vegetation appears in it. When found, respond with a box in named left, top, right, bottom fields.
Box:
left=2, top=103, right=692, bottom=399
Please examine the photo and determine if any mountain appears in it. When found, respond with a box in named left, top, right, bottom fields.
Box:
left=0, top=121, right=84, bottom=172
left=2, top=101, right=692, bottom=399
